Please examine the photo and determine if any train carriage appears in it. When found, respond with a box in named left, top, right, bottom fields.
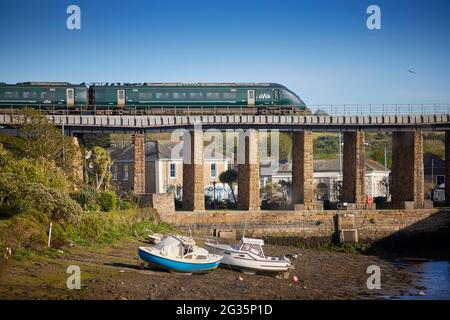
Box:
left=0, top=82, right=88, bottom=108
left=90, top=83, right=307, bottom=114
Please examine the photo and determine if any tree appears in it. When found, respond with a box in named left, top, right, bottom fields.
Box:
left=87, top=146, right=113, bottom=190
left=219, top=169, right=238, bottom=203
left=0, top=108, right=80, bottom=184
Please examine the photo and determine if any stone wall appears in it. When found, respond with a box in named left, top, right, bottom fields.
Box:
left=292, top=131, right=314, bottom=209
left=391, top=130, right=424, bottom=209
left=343, top=130, right=366, bottom=209
left=150, top=193, right=175, bottom=219
left=133, top=133, right=145, bottom=195
left=182, top=129, right=205, bottom=211
left=238, top=130, right=260, bottom=211
left=160, top=208, right=450, bottom=244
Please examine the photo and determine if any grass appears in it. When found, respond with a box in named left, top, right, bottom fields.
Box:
left=0, top=208, right=174, bottom=261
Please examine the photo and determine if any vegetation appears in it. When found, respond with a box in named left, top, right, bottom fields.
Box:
left=219, top=169, right=238, bottom=203
left=0, top=109, right=163, bottom=259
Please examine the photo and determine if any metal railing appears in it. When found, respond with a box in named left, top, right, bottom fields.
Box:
left=0, top=103, right=449, bottom=116
left=308, top=104, right=450, bottom=116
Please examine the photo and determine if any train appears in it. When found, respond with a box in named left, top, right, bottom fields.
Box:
left=0, top=82, right=307, bottom=115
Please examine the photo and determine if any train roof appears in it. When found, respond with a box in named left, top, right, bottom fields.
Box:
left=0, top=82, right=86, bottom=87
left=91, top=82, right=288, bottom=88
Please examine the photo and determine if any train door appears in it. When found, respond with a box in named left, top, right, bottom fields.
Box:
left=247, top=90, right=255, bottom=107
left=117, top=89, right=125, bottom=108
left=66, top=88, right=74, bottom=108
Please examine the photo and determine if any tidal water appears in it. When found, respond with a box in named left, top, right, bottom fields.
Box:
left=390, top=259, right=450, bottom=300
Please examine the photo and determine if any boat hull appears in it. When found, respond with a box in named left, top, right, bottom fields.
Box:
left=138, top=247, right=222, bottom=273
left=205, top=243, right=292, bottom=273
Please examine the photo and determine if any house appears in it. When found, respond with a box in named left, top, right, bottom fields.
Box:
left=110, top=140, right=232, bottom=201
left=260, top=159, right=390, bottom=202
left=424, top=152, right=446, bottom=188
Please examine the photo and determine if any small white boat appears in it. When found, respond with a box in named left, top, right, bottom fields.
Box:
left=138, top=234, right=223, bottom=274
left=204, top=237, right=298, bottom=275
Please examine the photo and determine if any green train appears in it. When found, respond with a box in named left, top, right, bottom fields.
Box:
left=0, top=82, right=307, bottom=114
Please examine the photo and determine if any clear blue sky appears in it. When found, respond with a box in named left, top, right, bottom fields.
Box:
left=1, top=0, right=449, bottom=104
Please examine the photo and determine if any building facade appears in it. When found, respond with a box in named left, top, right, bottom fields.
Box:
left=110, top=140, right=231, bottom=200
left=260, top=159, right=390, bottom=202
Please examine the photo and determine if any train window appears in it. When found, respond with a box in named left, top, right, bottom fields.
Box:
left=67, top=90, right=74, bottom=99
left=23, top=92, right=37, bottom=99
left=190, top=92, right=203, bottom=99
left=173, top=92, right=187, bottom=99
left=41, top=92, right=56, bottom=100
left=5, top=91, right=19, bottom=99
left=223, top=92, right=236, bottom=99
left=118, top=90, right=124, bottom=100
left=139, top=92, right=152, bottom=99
left=206, top=92, right=220, bottom=99
left=156, top=92, right=169, bottom=99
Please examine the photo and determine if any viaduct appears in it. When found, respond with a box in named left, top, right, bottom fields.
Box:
left=2, top=111, right=450, bottom=213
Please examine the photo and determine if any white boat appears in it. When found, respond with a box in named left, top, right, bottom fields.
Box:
left=138, top=234, right=223, bottom=274
left=204, top=237, right=298, bottom=275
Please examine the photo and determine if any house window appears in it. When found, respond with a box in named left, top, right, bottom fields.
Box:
left=210, top=163, right=217, bottom=178
left=123, top=164, right=129, bottom=181
left=436, top=175, right=445, bottom=186
left=170, top=163, right=176, bottom=179
left=111, top=165, right=117, bottom=181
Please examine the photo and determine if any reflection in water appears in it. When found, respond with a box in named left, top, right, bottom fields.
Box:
left=391, top=260, right=450, bottom=300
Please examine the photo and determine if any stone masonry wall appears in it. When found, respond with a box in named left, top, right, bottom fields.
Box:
left=292, top=131, right=314, bottom=209
left=238, top=130, right=260, bottom=211
left=343, top=130, right=366, bottom=208
left=182, top=129, right=205, bottom=211
left=151, top=193, right=175, bottom=218
left=158, top=208, right=450, bottom=244
left=391, top=131, right=424, bottom=209
left=133, top=133, right=145, bottom=195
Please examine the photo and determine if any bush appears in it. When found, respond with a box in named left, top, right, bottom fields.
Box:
left=70, top=188, right=99, bottom=212
left=4, top=214, right=48, bottom=252
left=117, top=198, right=134, bottom=210
left=98, top=191, right=117, bottom=212
left=19, top=183, right=82, bottom=224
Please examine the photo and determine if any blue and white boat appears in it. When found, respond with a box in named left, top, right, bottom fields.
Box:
left=138, top=235, right=223, bottom=274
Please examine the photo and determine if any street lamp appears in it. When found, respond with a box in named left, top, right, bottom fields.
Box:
left=212, top=180, right=217, bottom=209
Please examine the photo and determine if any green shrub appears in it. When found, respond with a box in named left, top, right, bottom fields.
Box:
left=4, top=214, right=48, bottom=252
left=19, top=183, right=82, bottom=224
left=98, top=191, right=117, bottom=212
left=117, top=198, right=135, bottom=210
left=70, top=188, right=99, bottom=212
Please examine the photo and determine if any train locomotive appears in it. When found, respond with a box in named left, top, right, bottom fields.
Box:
left=0, top=82, right=307, bottom=115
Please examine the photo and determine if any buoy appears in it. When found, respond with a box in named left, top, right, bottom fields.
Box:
left=292, top=275, right=298, bottom=283
left=418, top=291, right=425, bottom=296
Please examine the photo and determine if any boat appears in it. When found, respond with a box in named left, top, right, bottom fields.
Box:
left=138, top=234, right=223, bottom=274
left=204, top=237, right=298, bottom=275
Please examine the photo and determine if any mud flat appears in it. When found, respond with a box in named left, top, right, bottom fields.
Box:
left=0, top=239, right=420, bottom=300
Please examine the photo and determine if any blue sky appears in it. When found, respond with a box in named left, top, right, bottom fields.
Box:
left=0, top=0, right=449, bottom=104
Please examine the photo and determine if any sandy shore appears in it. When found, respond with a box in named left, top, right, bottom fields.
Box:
left=0, top=239, right=419, bottom=300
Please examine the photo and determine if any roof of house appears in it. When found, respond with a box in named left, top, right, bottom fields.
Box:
left=110, top=140, right=229, bottom=162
